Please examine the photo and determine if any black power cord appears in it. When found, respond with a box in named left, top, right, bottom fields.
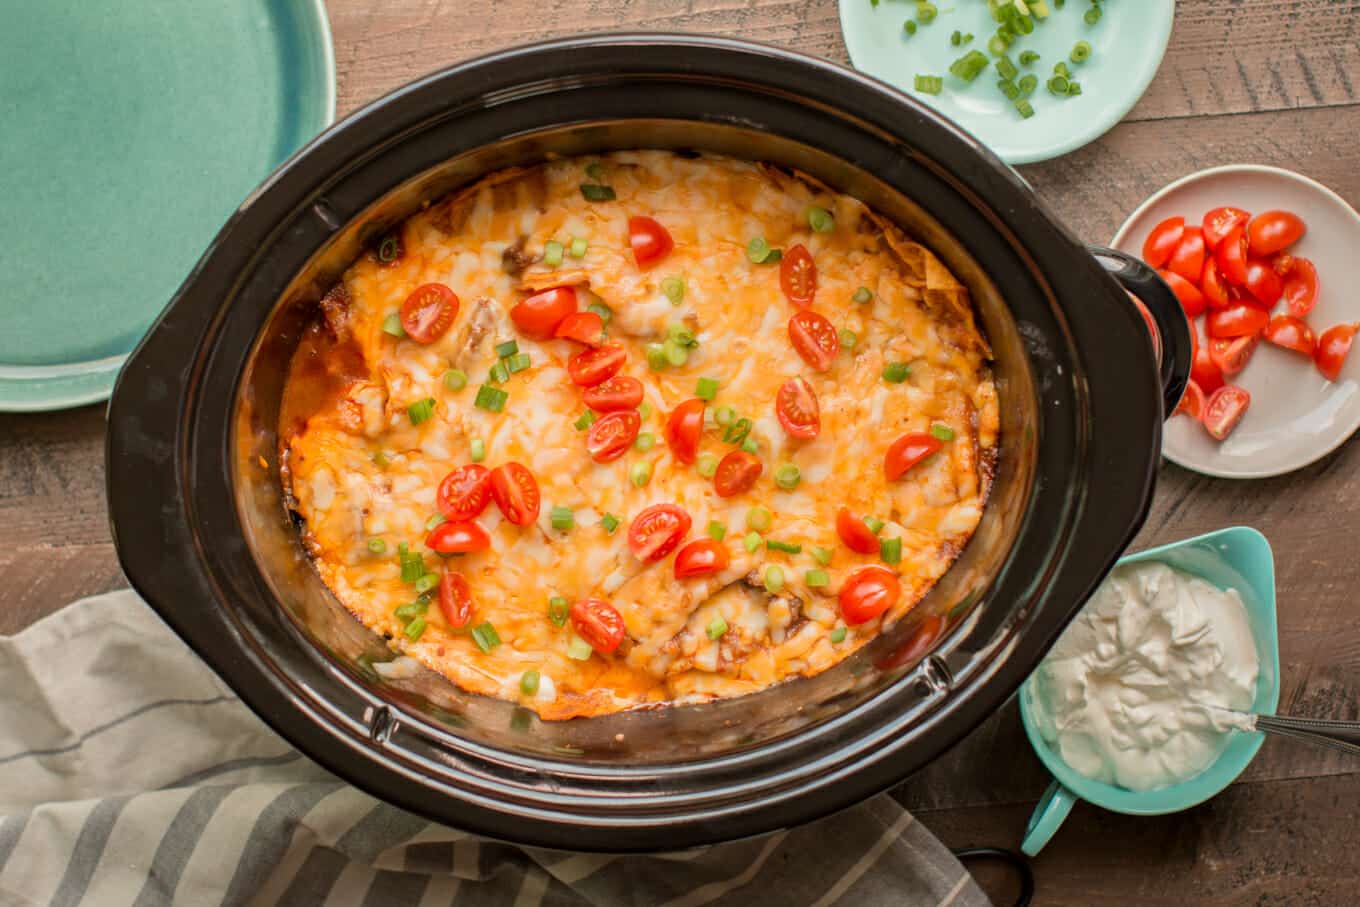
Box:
left=951, top=847, right=1034, bottom=907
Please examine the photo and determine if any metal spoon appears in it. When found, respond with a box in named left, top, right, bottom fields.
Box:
left=1244, top=714, right=1360, bottom=757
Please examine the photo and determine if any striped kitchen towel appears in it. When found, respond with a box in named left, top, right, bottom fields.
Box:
left=0, top=591, right=988, bottom=906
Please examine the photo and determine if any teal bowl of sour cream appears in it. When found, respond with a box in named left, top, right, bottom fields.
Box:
left=1018, top=526, right=1280, bottom=855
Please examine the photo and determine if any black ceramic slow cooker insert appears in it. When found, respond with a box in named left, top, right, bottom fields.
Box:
left=107, top=34, right=1191, bottom=851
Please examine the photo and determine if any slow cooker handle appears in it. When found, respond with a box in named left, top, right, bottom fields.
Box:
left=1089, top=246, right=1194, bottom=417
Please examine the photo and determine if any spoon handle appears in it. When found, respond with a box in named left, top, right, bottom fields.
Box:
left=1254, top=715, right=1360, bottom=757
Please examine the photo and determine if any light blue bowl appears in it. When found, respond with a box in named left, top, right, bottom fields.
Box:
left=1018, top=527, right=1280, bottom=855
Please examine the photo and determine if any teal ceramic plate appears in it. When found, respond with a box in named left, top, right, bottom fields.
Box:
left=0, top=1, right=336, bottom=412
left=838, top=0, right=1174, bottom=164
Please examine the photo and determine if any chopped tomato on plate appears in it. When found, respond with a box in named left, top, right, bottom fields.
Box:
left=1247, top=210, right=1306, bottom=256
left=1202, top=385, right=1250, bottom=441
left=1201, top=207, right=1249, bottom=250
left=1167, top=226, right=1206, bottom=283
left=1209, top=334, right=1259, bottom=378
left=1315, top=323, right=1358, bottom=381
left=1262, top=315, right=1316, bottom=357
left=1206, top=303, right=1268, bottom=340
left=1142, top=216, right=1184, bottom=268
left=1215, top=225, right=1250, bottom=286
left=1160, top=269, right=1207, bottom=318
left=1284, top=257, right=1320, bottom=318
left=1174, top=379, right=1206, bottom=420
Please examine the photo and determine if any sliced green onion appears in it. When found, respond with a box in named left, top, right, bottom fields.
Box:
left=471, top=621, right=501, bottom=653
left=764, top=566, right=785, bottom=593
left=630, top=461, right=652, bottom=488
left=746, top=237, right=781, bottom=264
left=520, top=670, right=541, bottom=695
left=403, top=617, right=427, bottom=641
left=425, top=513, right=446, bottom=531
left=443, top=369, right=468, bottom=391
left=865, top=516, right=886, bottom=534
left=915, top=1, right=937, bottom=23
left=1014, top=13, right=1034, bottom=34
left=639, top=402, right=654, bottom=421
left=415, top=572, right=440, bottom=594
left=766, top=539, right=802, bottom=554
left=708, top=520, right=727, bottom=541
left=566, top=634, right=593, bottom=660
left=880, top=537, right=903, bottom=564
left=723, top=417, right=752, bottom=445
left=550, top=506, right=574, bottom=531
left=696, top=453, right=719, bottom=479
left=1047, top=75, right=1069, bottom=95
left=740, top=437, right=758, bottom=455
left=831, top=626, right=848, bottom=643
left=580, top=184, right=616, bottom=202
left=1067, top=80, right=1083, bottom=96
left=367, top=538, right=387, bottom=555
left=662, top=339, right=689, bottom=366
left=853, top=286, right=874, bottom=304
left=574, top=410, right=597, bottom=431
left=548, top=596, right=570, bottom=626
left=585, top=161, right=605, bottom=181
left=949, top=50, right=990, bottom=83
left=543, top=240, right=564, bottom=267
left=914, top=75, right=944, bottom=95
left=400, top=553, right=424, bottom=584
left=883, top=362, right=912, bottom=383
left=706, top=615, right=728, bottom=641
left=806, top=206, right=835, bottom=233
left=1054, top=59, right=1071, bottom=76
left=996, top=55, right=1018, bottom=81
left=1020, top=50, right=1040, bottom=66
left=661, top=275, right=686, bottom=306
left=903, top=19, right=917, bottom=35
left=474, top=385, right=508, bottom=413
left=1084, top=6, right=1101, bottom=25
left=747, top=506, right=772, bottom=532
left=488, top=361, right=510, bottom=384
left=371, top=450, right=389, bottom=468
left=408, top=397, right=435, bottom=426
left=961, top=31, right=974, bottom=42
left=600, top=513, right=620, bottom=535
left=931, top=422, right=956, bottom=441
left=645, top=342, right=669, bottom=371
left=398, top=541, right=410, bottom=556
left=585, top=304, right=612, bottom=328
left=377, top=233, right=401, bottom=263
left=634, top=431, right=656, bottom=452
left=695, top=377, right=720, bottom=401
left=806, top=569, right=830, bottom=588
left=998, top=78, right=1020, bottom=101
left=988, top=34, right=1010, bottom=57
left=470, top=438, right=486, bottom=463
left=667, top=323, right=699, bottom=347
left=1015, top=98, right=1035, bottom=119
left=1070, top=40, right=1092, bottom=63
left=495, top=340, right=519, bottom=359
left=382, top=313, right=405, bottom=338
left=714, top=405, right=736, bottom=426
left=812, top=546, right=834, bottom=566
left=1018, top=74, right=1038, bottom=97
left=504, top=353, right=532, bottom=374
left=394, top=599, right=428, bottom=621
left=774, top=464, right=801, bottom=491
left=838, top=328, right=858, bottom=349
left=950, top=29, right=962, bottom=46
left=743, top=531, right=762, bottom=554
left=569, top=237, right=589, bottom=259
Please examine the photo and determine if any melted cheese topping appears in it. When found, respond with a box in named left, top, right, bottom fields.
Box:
left=280, top=151, right=999, bottom=719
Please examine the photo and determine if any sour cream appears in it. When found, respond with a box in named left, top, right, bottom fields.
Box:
left=1030, top=561, right=1259, bottom=792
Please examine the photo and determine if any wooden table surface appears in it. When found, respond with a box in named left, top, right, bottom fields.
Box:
left=5, top=0, right=1359, bottom=902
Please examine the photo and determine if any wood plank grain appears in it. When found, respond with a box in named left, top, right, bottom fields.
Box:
left=0, top=544, right=125, bottom=636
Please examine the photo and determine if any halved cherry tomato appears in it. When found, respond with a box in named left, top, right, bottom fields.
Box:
left=583, top=375, right=643, bottom=412
left=776, top=377, right=820, bottom=439
left=1175, top=379, right=1206, bottom=419
left=511, top=287, right=577, bottom=339
left=713, top=450, right=763, bottom=498
left=788, top=310, right=839, bottom=371
left=779, top=243, right=817, bottom=306
left=1206, top=303, right=1269, bottom=340
left=1203, top=385, right=1250, bottom=441
left=438, top=571, right=473, bottom=628
left=629, top=216, right=674, bottom=267
left=1284, top=257, right=1320, bottom=318
left=884, top=432, right=942, bottom=481
left=1315, top=323, right=1359, bottom=381
left=836, top=507, right=881, bottom=555
left=1271, top=252, right=1296, bottom=277
left=570, top=598, right=626, bottom=653
left=628, top=504, right=692, bottom=562
left=426, top=520, right=491, bottom=553
left=490, top=462, right=540, bottom=526
left=1244, top=258, right=1284, bottom=308
left=665, top=398, right=705, bottom=465
left=1192, top=340, right=1225, bottom=395
left=1142, top=216, right=1185, bottom=269
left=437, top=464, right=492, bottom=521
left=1209, top=334, right=1259, bottom=378
left=586, top=410, right=641, bottom=463
left=1199, top=258, right=1231, bottom=310
left=1263, top=315, right=1316, bottom=357
left=839, top=566, right=901, bottom=626
left=567, top=344, right=626, bottom=387
left=1167, top=226, right=1206, bottom=283
left=1159, top=269, right=1207, bottom=318
left=673, top=538, right=731, bottom=579
left=1216, top=225, right=1250, bottom=286
left=553, top=310, right=606, bottom=346
left=1247, top=210, right=1306, bottom=256
left=400, top=283, right=459, bottom=343
left=1202, top=207, right=1250, bottom=251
